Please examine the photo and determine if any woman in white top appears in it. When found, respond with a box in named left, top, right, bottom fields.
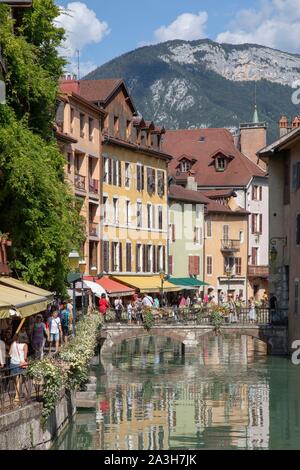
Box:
left=9, top=334, right=28, bottom=403
left=0, top=334, right=6, bottom=368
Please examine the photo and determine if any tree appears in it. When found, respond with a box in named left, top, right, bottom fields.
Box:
left=0, top=2, right=85, bottom=294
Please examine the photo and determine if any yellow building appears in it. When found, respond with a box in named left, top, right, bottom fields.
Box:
left=204, top=197, right=249, bottom=299
left=56, top=83, right=105, bottom=274
left=59, top=78, right=170, bottom=279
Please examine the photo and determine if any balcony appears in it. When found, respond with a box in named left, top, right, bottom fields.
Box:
left=248, top=265, right=269, bottom=279
left=74, top=173, right=86, bottom=192
left=89, top=223, right=99, bottom=238
left=221, top=239, right=240, bottom=253
left=89, top=178, right=99, bottom=195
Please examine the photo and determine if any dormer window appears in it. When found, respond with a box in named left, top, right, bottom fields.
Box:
left=181, top=160, right=191, bottom=172
left=216, top=157, right=226, bottom=172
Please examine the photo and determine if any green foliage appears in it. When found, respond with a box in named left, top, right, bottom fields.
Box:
left=143, top=308, right=155, bottom=331
left=28, top=315, right=103, bottom=423
left=210, top=310, right=225, bottom=334
left=0, top=2, right=85, bottom=294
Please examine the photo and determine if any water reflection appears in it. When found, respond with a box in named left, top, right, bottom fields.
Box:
left=54, top=334, right=300, bottom=450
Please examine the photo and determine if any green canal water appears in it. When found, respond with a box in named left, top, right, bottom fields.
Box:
left=54, top=335, right=300, bottom=450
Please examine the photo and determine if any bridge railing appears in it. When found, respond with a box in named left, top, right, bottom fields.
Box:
left=104, top=307, right=273, bottom=326
left=0, top=368, right=41, bottom=415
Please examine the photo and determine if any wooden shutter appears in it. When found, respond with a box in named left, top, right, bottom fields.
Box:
left=292, top=163, right=298, bottom=192
left=126, top=243, right=131, bottom=272
left=168, top=256, right=173, bottom=275
left=162, top=171, right=165, bottom=196
left=259, top=214, right=263, bottom=234
left=172, top=224, right=176, bottom=242
left=259, top=186, right=263, bottom=201
left=189, top=256, right=193, bottom=275
left=141, top=166, right=144, bottom=190
left=111, top=242, right=115, bottom=272
left=152, top=169, right=156, bottom=194
left=108, top=158, right=112, bottom=185
left=235, top=258, right=242, bottom=275
left=152, top=245, right=156, bottom=273
left=118, top=161, right=122, bottom=187
left=142, top=245, right=146, bottom=273
left=297, top=214, right=300, bottom=245
left=119, top=243, right=123, bottom=272
left=103, top=241, right=109, bottom=273
left=194, top=256, right=200, bottom=275
left=251, top=214, right=255, bottom=234
left=136, top=244, right=140, bottom=272
left=251, top=247, right=257, bottom=265
left=157, top=246, right=160, bottom=272
left=162, top=246, right=166, bottom=272
left=252, top=186, right=255, bottom=200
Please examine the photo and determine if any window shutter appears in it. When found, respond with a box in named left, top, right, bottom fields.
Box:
left=251, top=214, right=255, bottom=234
left=168, top=256, right=173, bottom=275
left=195, top=256, right=200, bottom=275
left=108, top=158, right=112, bottom=185
left=162, top=172, right=165, bottom=196
left=152, top=169, right=156, bottom=194
left=119, top=243, right=123, bottom=272
left=126, top=243, right=131, bottom=272
left=259, top=186, right=263, bottom=201
left=103, top=241, right=109, bottom=273
left=141, top=166, right=144, bottom=190
left=251, top=247, right=256, bottom=265
left=172, top=224, right=176, bottom=242
left=194, top=227, right=197, bottom=244
left=252, top=186, right=255, bottom=200
left=292, top=164, right=298, bottom=192
left=189, top=257, right=193, bottom=276
left=152, top=245, right=156, bottom=273
left=118, top=161, right=122, bottom=187
left=259, top=214, right=263, bottom=234
left=297, top=214, right=300, bottom=245
left=157, top=246, right=160, bottom=272
left=162, top=246, right=166, bottom=272
left=111, top=242, right=115, bottom=272
left=136, top=245, right=140, bottom=272
left=143, top=245, right=146, bottom=273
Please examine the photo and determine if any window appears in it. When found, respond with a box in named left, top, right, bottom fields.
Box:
left=194, top=227, right=201, bottom=245
left=251, top=247, right=259, bottom=265
left=251, top=214, right=263, bottom=234
left=158, top=245, right=163, bottom=272
left=224, top=257, right=235, bottom=275
left=126, top=243, right=132, bottom=272
left=114, top=116, right=119, bottom=135
left=235, top=258, right=242, bottom=276
left=111, top=242, right=119, bottom=272
left=196, top=205, right=202, bottom=220
left=126, top=200, right=131, bottom=226
left=206, top=220, right=212, bottom=238
left=199, top=136, right=205, bottom=142
left=113, top=198, right=119, bottom=224
left=168, top=255, right=173, bottom=275
left=136, top=244, right=142, bottom=273
left=181, top=160, right=191, bottom=172
left=112, top=159, right=117, bottom=186
left=189, top=256, right=200, bottom=276
left=157, top=170, right=165, bottom=197
left=216, top=157, right=226, bottom=172
left=147, top=204, right=152, bottom=229
left=252, top=185, right=263, bottom=201
left=80, top=113, right=85, bottom=138
left=125, top=162, right=131, bottom=188
left=70, top=108, right=74, bottom=133
left=137, top=202, right=142, bottom=228
left=103, top=196, right=108, bottom=224
left=295, top=282, right=299, bottom=315
left=297, top=214, right=300, bottom=245
left=207, top=256, right=212, bottom=275
left=103, top=241, right=109, bottom=273
left=158, top=206, right=163, bottom=230
left=147, top=168, right=155, bottom=194
left=292, top=162, right=300, bottom=192
left=126, top=120, right=132, bottom=140
left=67, top=153, right=71, bottom=174
left=169, top=224, right=176, bottom=242
left=88, top=117, right=94, bottom=142
left=239, top=230, right=244, bottom=243
left=152, top=206, right=156, bottom=229
left=137, top=164, right=144, bottom=191
left=146, top=245, right=152, bottom=272
left=103, top=156, right=109, bottom=183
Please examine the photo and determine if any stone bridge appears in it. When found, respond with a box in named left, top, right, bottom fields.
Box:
left=99, top=324, right=288, bottom=356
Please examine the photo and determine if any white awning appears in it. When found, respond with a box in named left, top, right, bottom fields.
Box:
left=82, top=280, right=107, bottom=298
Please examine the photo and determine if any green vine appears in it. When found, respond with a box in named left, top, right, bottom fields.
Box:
left=210, top=311, right=224, bottom=334
left=27, top=315, right=103, bottom=423
left=143, top=308, right=155, bottom=331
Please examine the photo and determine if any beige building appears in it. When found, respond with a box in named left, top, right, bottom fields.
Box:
left=56, top=86, right=105, bottom=274
left=259, top=124, right=300, bottom=350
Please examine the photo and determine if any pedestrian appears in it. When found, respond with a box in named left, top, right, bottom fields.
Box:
left=228, top=295, right=238, bottom=323
left=219, top=291, right=225, bottom=305
left=99, top=293, right=110, bottom=318
left=127, top=301, right=133, bottom=325
left=248, top=297, right=256, bottom=323
left=67, top=298, right=73, bottom=318
left=61, top=303, right=71, bottom=343
left=153, top=296, right=160, bottom=309
left=203, top=293, right=209, bottom=305
left=269, top=293, right=278, bottom=323
left=31, top=314, right=49, bottom=359
left=142, top=293, right=154, bottom=308
left=179, top=295, right=186, bottom=309
left=135, top=296, right=143, bottom=324
left=186, top=295, right=191, bottom=309
left=0, top=333, right=6, bottom=368
left=114, top=297, right=123, bottom=323
left=48, top=311, right=62, bottom=354
left=9, top=334, right=28, bottom=403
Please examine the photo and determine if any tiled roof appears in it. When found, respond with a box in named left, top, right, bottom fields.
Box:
left=169, top=185, right=210, bottom=204
left=162, top=128, right=265, bottom=187
left=202, top=189, right=236, bottom=198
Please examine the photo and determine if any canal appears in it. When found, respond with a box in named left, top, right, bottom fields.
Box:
left=54, top=334, right=300, bottom=450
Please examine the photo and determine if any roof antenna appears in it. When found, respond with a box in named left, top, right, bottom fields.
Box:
left=252, top=82, right=259, bottom=124
left=76, top=49, right=80, bottom=80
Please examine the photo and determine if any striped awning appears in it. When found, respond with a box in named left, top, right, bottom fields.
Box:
left=111, top=276, right=181, bottom=294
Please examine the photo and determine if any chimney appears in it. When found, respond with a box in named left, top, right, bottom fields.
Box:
left=279, top=115, right=290, bottom=137
left=292, top=116, right=300, bottom=129
left=186, top=174, right=197, bottom=191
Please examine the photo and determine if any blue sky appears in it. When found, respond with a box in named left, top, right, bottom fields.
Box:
left=56, top=0, right=300, bottom=76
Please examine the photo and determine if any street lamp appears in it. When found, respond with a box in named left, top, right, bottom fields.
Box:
left=79, top=259, right=86, bottom=317
left=68, top=249, right=80, bottom=332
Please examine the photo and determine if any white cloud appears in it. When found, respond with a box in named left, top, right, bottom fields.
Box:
left=64, top=59, right=98, bottom=78
left=217, top=0, right=300, bottom=53
left=154, top=11, right=208, bottom=43
left=56, top=2, right=110, bottom=58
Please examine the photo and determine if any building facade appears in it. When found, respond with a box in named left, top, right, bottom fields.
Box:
left=56, top=87, right=105, bottom=274
left=60, top=78, right=170, bottom=277
left=259, top=125, right=300, bottom=350
left=168, top=182, right=207, bottom=282
left=163, top=126, right=268, bottom=300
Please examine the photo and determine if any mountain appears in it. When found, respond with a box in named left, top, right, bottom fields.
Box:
left=85, top=39, right=300, bottom=142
